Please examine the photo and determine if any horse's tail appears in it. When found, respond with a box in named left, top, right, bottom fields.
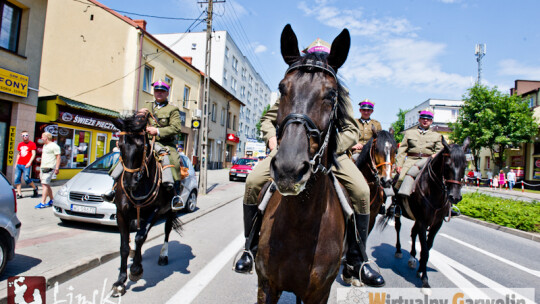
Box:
left=377, top=208, right=394, bottom=231
left=172, top=216, right=183, bottom=234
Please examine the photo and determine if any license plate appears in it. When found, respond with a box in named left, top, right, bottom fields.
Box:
left=237, top=174, right=247, bottom=177
left=71, top=204, right=97, bottom=214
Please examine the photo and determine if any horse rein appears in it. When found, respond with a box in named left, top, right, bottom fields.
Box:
left=277, top=59, right=339, bottom=174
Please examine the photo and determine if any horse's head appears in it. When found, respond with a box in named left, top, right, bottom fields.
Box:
left=441, top=136, right=470, bottom=204
left=113, top=110, right=150, bottom=192
left=371, top=129, right=397, bottom=188
left=270, top=24, right=350, bottom=195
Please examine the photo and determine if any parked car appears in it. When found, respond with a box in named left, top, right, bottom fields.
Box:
left=229, top=157, right=259, bottom=181
left=0, top=171, right=21, bottom=275
left=53, top=152, right=198, bottom=226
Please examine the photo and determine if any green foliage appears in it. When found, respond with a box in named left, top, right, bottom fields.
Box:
left=256, top=104, right=271, bottom=141
left=450, top=84, right=538, bottom=170
left=459, top=193, right=540, bottom=232
left=390, top=108, right=408, bottom=144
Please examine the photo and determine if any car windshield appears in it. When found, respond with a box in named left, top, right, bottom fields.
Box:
left=236, top=158, right=257, bottom=166
left=83, top=152, right=120, bottom=172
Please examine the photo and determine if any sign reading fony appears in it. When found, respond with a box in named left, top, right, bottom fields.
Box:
left=0, top=67, right=29, bottom=97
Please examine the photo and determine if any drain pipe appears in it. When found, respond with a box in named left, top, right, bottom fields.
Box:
left=134, top=29, right=144, bottom=110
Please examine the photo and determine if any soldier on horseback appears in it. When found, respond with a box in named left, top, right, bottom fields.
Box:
left=103, top=80, right=185, bottom=208
left=233, top=39, right=385, bottom=288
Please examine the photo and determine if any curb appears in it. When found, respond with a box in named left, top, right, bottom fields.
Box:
left=0, top=194, right=243, bottom=304
left=456, top=215, right=540, bottom=243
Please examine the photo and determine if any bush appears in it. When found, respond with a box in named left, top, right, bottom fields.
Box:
left=459, top=193, right=540, bottom=232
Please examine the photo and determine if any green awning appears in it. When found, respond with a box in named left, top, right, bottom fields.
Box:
left=59, top=96, right=119, bottom=117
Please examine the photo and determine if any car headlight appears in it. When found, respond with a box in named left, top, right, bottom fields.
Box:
left=57, top=185, right=68, bottom=197
left=230, top=169, right=237, bottom=173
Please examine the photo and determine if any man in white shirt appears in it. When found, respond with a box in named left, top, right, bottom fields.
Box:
left=36, top=132, right=61, bottom=208
left=507, top=169, right=517, bottom=190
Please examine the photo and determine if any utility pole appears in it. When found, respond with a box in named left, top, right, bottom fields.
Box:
left=197, top=0, right=224, bottom=195
left=475, top=43, right=486, bottom=84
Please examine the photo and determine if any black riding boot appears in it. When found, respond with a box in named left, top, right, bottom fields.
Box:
left=234, top=204, right=260, bottom=274
left=342, top=213, right=385, bottom=287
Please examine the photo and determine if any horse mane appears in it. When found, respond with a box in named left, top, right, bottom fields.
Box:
left=119, top=111, right=148, bottom=132
left=356, top=130, right=397, bottom=168
left=285, top=52, right=351, bottom=168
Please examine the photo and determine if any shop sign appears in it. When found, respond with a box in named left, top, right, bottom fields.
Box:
left=192, top=119, right=200, bottom=129
left=58, top=110, right=119, bottom=132
left=7, top=126, right=16, bottom=166
left=227, top=133, right=240, bottom=143
left=0, top=67, right=28, bottom=97
left=179, top=111, right=186, bottom=126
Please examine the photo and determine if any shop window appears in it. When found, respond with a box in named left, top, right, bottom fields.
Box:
left=57, top=127, right=91, bottom=169
left=0, top=2, right=22, bottom=52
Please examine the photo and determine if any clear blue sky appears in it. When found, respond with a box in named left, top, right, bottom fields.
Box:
left=97, top=0, right=540, bottom=129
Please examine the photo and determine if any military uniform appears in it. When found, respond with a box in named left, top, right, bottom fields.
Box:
left=244, top=98, right=370, bottom=214
left=357, top=118, right=382, bottom=146
left=395, top=127, right=443, bottom=189
left=143, top=100, right=183, bottom=182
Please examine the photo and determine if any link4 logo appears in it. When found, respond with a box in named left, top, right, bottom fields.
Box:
left=7, top=276, right=46, bottom=304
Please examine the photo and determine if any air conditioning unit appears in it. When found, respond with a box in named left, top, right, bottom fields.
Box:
left=192, top=109, right=202, bottom=118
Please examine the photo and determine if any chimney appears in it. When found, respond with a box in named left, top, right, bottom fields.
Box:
left=134, top=19, right=147, bottom=31
left=182, top=57, right=193, bottom=64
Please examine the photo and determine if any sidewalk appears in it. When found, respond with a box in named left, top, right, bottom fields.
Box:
left=461, top=184, right=540, bottom=202
left=0, top=169, right=241, bottom=303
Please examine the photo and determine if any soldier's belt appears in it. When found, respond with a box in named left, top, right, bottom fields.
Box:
left=407, top=152, right=432, bottom=157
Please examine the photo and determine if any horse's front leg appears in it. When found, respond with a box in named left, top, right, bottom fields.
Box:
left=408, top=222, right=419, bottom=269
left=257, top=277, right=281, bottom=304
left=416, top=224, right=431, bottom=294
left=158, top=212, right=176, bottom=266
left=130, top=208, right=160, bottom=281
left=394, top=214, right=402, bottom=258
left=112, top=213, right=130, bottom=297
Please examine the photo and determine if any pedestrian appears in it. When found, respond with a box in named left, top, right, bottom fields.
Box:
left=486, top=170, right=493, bottom=186
left=177, top=145, right=185, bottom=156
left=351, top=99, right=382, bottom=161
left=507, top=169, right=516, bottom=190
left=14, top=130, right=39, bottom=199
left=493, top=175, right=499, bottom=189
left=499, top=170, right=506, bottom=190
left=35, top=132, right=60, bottom=208
left=231, top=153, right=238, bottom=165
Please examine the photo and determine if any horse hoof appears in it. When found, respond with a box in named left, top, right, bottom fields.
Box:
left=341, top=274, right=363, bottom=287
left=421, top=287, right=432, bottom=296
left=395, top=252, right=402, bottom=259
left=158, top=256, right=168, bottom=266
left=129, top=271, right=143, bottom=282
left=111, top=285, right=125, bottom=297
left=408, top=258, right=417, bottom=269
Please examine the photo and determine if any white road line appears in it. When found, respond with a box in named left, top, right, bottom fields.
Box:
left=440, top=233, right=540, bottom=278
left=166, top=233, right=244, bottom=304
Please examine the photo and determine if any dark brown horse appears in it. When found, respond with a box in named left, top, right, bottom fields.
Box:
left=255, top=24, right=351, bottom=304
left=381, top=137, right=469, bottom=294
left=355, top=129, right=397, bottom=233
left=110, top=111, right=182, bottom=297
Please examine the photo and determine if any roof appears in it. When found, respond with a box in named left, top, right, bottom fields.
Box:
left=40, top=95, right=120, bottom=117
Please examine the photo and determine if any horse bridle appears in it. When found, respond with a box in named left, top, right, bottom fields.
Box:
left=368, top=138, right=393, bottom=187
left=276, top=59, right=339, bottom=174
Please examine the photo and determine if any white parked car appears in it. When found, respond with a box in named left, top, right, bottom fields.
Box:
left=0, top=172, right=21, bottom=275
left=53, top=152, right=198, bottom=226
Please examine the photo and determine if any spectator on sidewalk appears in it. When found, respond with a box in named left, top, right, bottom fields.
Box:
left=493, top=176, right=499, bottom=189
left=35, top=132, right=61, bottom=209
left=507, top=169, right=516, bottom=190
left=499, top=170, right=506, bottom=190
left=14, top=131, right=39, bottom=199
left=486, top=171, right=493, bottom=186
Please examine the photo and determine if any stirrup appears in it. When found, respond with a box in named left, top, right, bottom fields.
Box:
left=171, top=195, right=185, bottom=211
left=360, top=259, right=382, bottom=275
left=231, top=250, right=255, bottom=274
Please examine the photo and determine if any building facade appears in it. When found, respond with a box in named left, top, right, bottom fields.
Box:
left=155, top=31, right=272, bottom=157
left=404, top=98, right=463, bottom=133
left=0, top=0, right=48, bottom=181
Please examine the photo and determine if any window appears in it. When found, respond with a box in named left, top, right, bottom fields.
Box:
left=220, top=108, right=225, bottom=126
left=223, top=70, right=228, bottom=86
left=233, top=115, right=237, bottom=131
left=191, top=43, right=197, bottom=50
left=54, top=127, right=92, bottom=169
left=241, top=68, right=247, bottom=79
left=529, top=97, right=535, bottom=108
left=165, top=76, right=173, bottom=98
left=240, top=86, right=246, bottom=98
left=227, top=112, right=231, bottom=128
left=248, top=75, right=253, bottom=86
left=225, top=46, right=229, bottom=59
left=231, top=77, right=237, bottom=92
left=233, top=56, right=238, bottom=72
left=183, top=86, right=190, bottom=108
left=0, top=2, right=22, bottom=52
left=247, top=92, right=251, bottom=104
left=143, top=65, right=153, bottom=92
left=211, top=103, right=216, bottom=122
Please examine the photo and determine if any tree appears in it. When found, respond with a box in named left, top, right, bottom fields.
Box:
left=256, top=104, right=271, bottom=141
left=450, top=84, right=538, bottom=171
left=390, top=108, right=408, bottom=144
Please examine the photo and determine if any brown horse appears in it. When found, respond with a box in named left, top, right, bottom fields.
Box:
left=381, top=137, right=469, bottom=294
left=110, top=111, right=182, bottom=297
left=255, top=24, right=351, bottom=303
left=355, top=129, right=397, bottom=233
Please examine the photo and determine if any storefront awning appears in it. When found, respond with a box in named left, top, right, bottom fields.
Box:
left=43, top=95, right=119, bottom=117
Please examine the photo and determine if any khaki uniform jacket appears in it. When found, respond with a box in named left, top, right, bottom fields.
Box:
left=261, top=99, right=360, bottom=155
left=143, top=101, right=182, bottom=180
left=395, top=127, right=443, bottom=187
left=357, top=118, right=382, bottom=145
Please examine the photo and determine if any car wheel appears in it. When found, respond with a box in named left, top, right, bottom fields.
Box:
left=229, top=176, right=234, bottom=181
left=184, top=191, right=197, bottom=213
left=0, top=237, right=9, bottom=276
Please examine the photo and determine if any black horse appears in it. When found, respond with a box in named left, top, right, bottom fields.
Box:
left=110, top=111, right=182, bottom=297
left=381, top=137, right=469, bottom=294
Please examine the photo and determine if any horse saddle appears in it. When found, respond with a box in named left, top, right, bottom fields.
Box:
left=397, top=157, right=429, bottom=197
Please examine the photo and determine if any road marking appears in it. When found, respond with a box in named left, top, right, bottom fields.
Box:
left=166, top=233, right=244, bottom=304
left=440, top=233, right=540, bottom=278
